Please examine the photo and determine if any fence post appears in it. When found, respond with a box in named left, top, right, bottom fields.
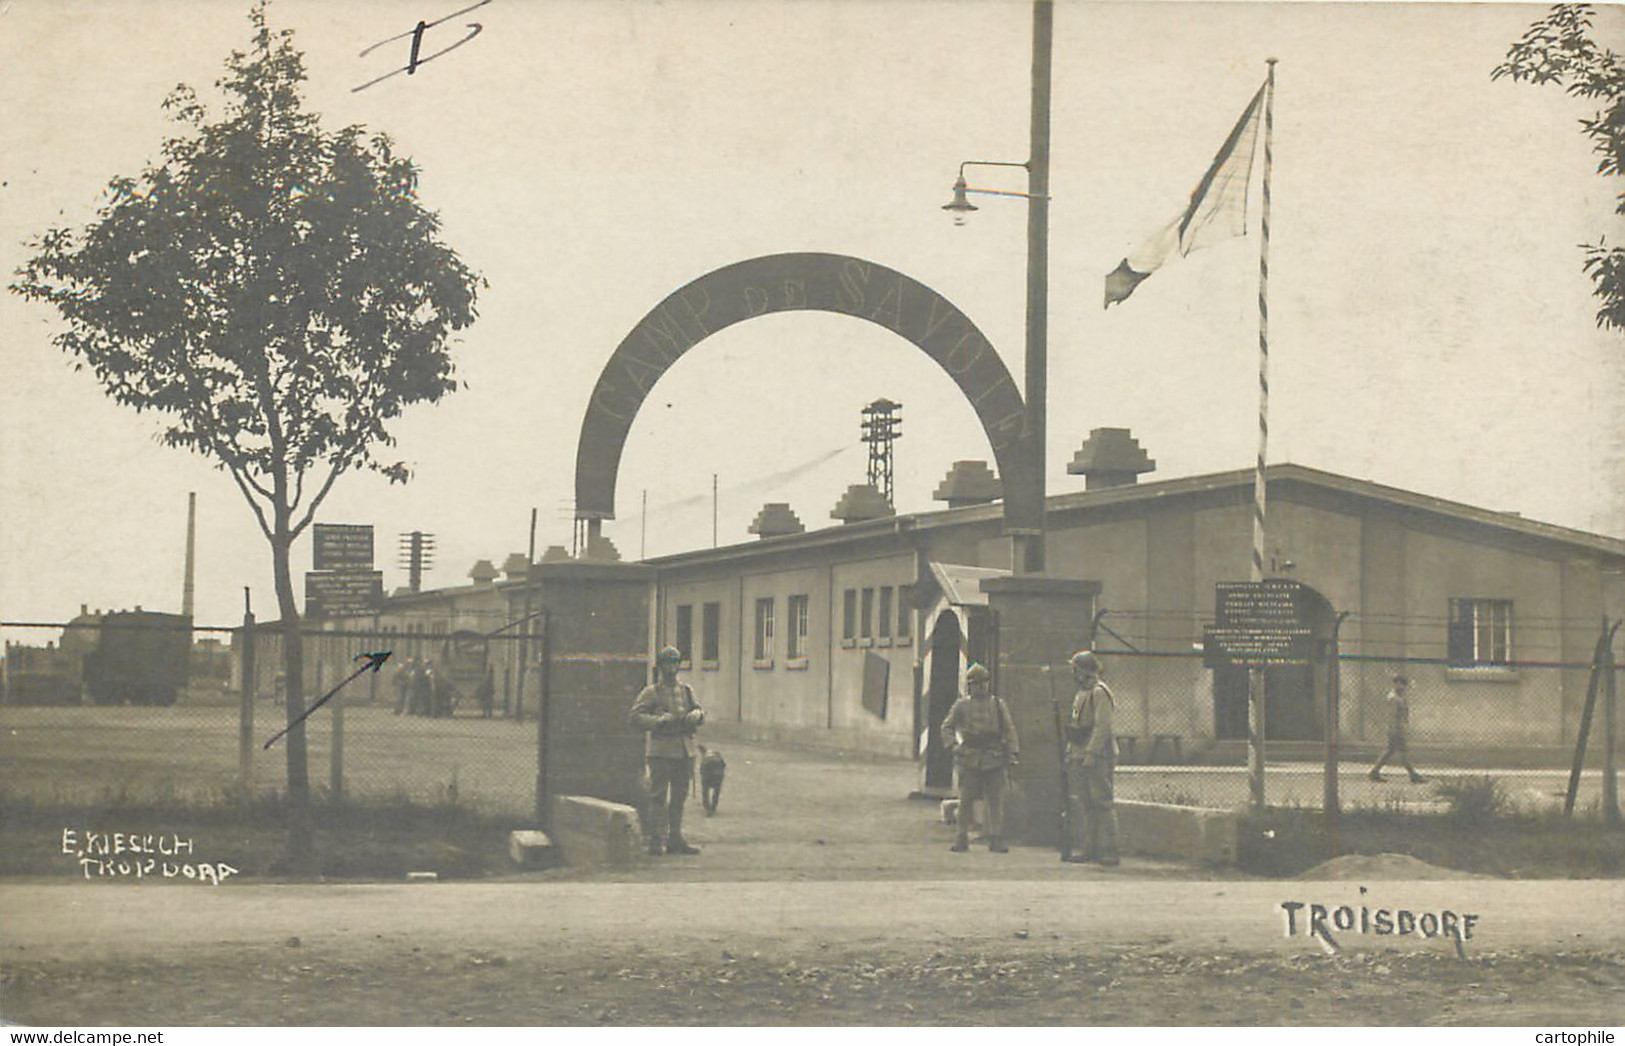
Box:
left=1249, top=668, right=1266, bottom=810
left=1324, top=611, right=1350, bottom=824
left=317, top=654, right=341, bottom=802
left=1605, top=622, right=1619, bottom=827
left=1565, top=619, right=1619, bottom=816
left=239, top=590, right=255, bottom=788
left=535, top=609, right=552, bottom=827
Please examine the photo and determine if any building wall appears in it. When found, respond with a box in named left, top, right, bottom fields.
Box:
left=644, top=475, right=1622, bottom=755
left=660, top=574, right=740, bottom=722
left=828, top=554, right=916, bottom=738
left=741, top=564, right=826, bottom=728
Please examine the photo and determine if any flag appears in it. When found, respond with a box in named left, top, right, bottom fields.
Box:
left=1104, top=82, right=1267, bottom=308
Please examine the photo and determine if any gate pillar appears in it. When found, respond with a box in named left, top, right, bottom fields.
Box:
left=980, top=576, right=1101, bottom=845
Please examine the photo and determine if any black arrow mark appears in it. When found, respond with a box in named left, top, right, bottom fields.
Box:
left=263, top=650, right=393, bottom=750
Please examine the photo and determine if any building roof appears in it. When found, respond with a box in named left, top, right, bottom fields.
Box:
left=648, top=462, right=1625, bottom=568
left=928, top=562, right=1008, bottom=607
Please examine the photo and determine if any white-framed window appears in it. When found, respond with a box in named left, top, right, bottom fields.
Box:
left=754, top=597, right=775, bottom=667
left=1448, top=598, right=1513, bottom=667
left=701, top=602, right=721, bottom=667
left=861, top=587, right=875, bottom=642
left=841, top=589, right=857, bottom=646
left=896, top=584, right=913, bottom=640
left=787, top=594, right=810, bottom=663
left=878, top=586, right=893, bottom=643
left=674, top=604, right=693, bottom=667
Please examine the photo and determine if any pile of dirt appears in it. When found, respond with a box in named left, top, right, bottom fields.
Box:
left=1296, top=852, right=1490, bottom=880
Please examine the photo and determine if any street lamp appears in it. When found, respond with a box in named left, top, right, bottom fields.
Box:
left=941, top=160, right=1047, bottom=222
left=942, top=0, right=1052, bottom=574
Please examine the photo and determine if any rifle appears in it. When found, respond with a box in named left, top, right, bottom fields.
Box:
left=1045, top=664, right=1074, bottom=862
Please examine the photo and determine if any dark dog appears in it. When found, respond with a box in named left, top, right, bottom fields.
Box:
left=698, top=744, right=726, bottom=815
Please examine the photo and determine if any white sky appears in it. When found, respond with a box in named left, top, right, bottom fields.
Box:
left=2, top=0, right=1622, bottom=639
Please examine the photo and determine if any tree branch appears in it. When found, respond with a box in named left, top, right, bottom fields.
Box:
left=225, top=460, right=275, bottom=541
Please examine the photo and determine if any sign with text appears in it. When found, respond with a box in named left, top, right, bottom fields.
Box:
left=1203, top=579, right=1314, bottom=667
left=304, top=570, right=383, bottom=617
left=313, top=524, right=375, bottom=572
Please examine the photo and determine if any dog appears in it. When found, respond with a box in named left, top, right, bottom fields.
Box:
left=698, top=744, right=726, bottom=815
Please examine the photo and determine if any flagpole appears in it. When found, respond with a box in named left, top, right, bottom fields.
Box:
left=1248, top=58, right=1277, bottom=811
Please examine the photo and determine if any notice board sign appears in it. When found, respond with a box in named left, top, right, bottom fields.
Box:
left=304, top=570, right=383, bottom=618
left=1203, top=579, right=1313, bottom=667
left=313, top=523, right=375, bottom=572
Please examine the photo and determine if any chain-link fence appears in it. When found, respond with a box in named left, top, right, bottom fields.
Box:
left=1061, top=614, right=1620, bottom=813
left=3, top=609, right=1619, bottom=818
left=0, top=615, right=547, bottom=815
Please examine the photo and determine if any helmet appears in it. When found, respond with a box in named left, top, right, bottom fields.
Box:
left=1069, top=650, right=1101, bottom=671
left=656, top=645, right=683, bottom=664
left=965, top=663, right=991, bottom=684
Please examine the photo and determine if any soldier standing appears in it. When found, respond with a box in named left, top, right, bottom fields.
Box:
left=629, top=646, right=705, bottom=856
left=941, top=663, right=1019, bottom=853
left=1064, top=650, right=1120, bottom=866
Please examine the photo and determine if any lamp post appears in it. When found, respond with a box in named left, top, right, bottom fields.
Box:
left=943, top=0, right=1052, bottom=575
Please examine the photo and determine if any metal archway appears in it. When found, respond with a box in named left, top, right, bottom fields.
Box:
left=574, top=252, right=1039, bottom=534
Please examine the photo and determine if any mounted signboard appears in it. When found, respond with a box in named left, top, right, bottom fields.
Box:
left=313, top=523, right=375, bottom=572
left=304, top=570, right=384, bottom=618
left=1203, top=578, right=1314, bottom=667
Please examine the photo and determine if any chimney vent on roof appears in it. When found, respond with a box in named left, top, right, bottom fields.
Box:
left=749, top=503, right=805, bottom=539
left=933, top=460, right=1002, bottom=508
left=1067, top=428, right=1156, bottom=489
left=830, top=484, right=894, bottom=524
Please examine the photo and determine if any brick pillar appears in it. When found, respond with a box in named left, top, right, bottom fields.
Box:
left=534, top=560, right=655, bottom=813
left=979, top=576, right=1100, bottom=845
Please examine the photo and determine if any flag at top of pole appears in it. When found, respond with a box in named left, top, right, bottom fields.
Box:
left=1103, top=80, right=1268, bottom=308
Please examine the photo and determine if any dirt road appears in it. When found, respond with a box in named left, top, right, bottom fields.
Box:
left=3, top=878, right=1622, bottom=1025
left=5, top=739, right=1622, bottom=1025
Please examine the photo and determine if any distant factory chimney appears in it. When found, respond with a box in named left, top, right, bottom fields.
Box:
left=182, top=492, right=196, bottom=619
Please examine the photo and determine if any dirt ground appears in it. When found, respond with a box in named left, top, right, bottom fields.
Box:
left=6, top=938, right=1622, bottom=1026
left=3, top=878, right=1623, bottom=1026
left=4, top=736, right=1624, bottom=1026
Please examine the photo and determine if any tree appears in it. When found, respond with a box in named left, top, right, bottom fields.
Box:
left=1494, top=3, right=1625, bottom=332
left=11, top=3, right=484, bottom=861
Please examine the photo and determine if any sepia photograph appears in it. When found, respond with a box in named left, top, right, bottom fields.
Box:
left=1, top=0, right=1623, bottom=1031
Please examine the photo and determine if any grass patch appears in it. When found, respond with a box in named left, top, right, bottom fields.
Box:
left=0, top=788, right=530, bottom=881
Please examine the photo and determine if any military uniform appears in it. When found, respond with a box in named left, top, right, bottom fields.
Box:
left=1369, top=681, right=1425, bottom=783
left=1066, top=679, right=1120, bottom=864
left=629, top=677, right=704, bottom=854
left=941, top=686, right=1019, bottom=851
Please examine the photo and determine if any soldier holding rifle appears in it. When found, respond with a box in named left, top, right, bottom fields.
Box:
left=1064, top=650, right=1120, bottom=866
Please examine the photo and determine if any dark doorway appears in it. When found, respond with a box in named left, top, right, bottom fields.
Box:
left=924, top=611, right=963, bottom=791
left=1213, top=665, right=1321, bottom=742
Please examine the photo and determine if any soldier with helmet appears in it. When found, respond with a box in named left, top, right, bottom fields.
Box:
left=1064, top=650, right=1120, bottom=865
left=940, top=662, right=1020, bottom=853
left=629, top=645, right=705, bottom=856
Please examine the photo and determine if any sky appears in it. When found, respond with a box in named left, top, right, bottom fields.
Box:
left=2, top=0, right=1622, bottom=640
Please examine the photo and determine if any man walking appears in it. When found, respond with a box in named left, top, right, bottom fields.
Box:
left=629, top=645, right=705, bottom=856
left=941, top=663, right=1019, bottom=853
left=1369, top=674, right=1426, bottom=784
left=1064, top=650, right=1119, bottom=866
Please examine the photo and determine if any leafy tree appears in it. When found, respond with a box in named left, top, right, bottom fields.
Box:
left=1494, top=3, right=1625, bottom=332
left=11, top=3, right=484, bottom=859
